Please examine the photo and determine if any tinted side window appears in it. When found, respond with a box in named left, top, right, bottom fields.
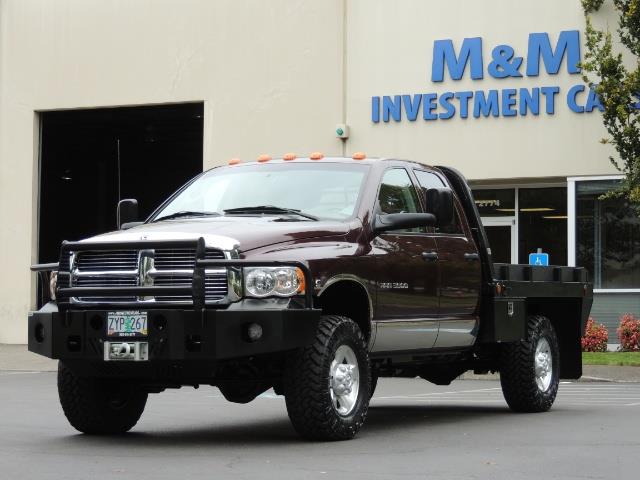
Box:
left=414, top=170, right=463, bottom=235
left=414, top=170, right=445, bottom=190
left=377, top=168, right=422, bottom=233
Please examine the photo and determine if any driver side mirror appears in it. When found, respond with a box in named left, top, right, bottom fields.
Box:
left=117, top=199, right=140, bottom=230
left=373, top=212, right=436, bottom=234
left=424, top=188, right=454, bottom=227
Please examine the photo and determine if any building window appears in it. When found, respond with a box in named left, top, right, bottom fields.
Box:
left=472, top=186, right=567, bottom=265
left=473, top=189, right=515, bottom=217
left=518, top=187, right=567, bottom=265
left=576, top=179, right=640, bottom=289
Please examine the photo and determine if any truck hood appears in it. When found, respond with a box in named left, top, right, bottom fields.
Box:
left=80, top=216, right=351, bottom=252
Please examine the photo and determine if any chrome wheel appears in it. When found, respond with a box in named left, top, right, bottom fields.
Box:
left=534, top=337, right=553, bottom=392
left=329, top=345, right=360, bottom=416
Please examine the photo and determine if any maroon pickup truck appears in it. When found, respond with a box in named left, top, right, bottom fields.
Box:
left=29, top=155, right=592, bottom=440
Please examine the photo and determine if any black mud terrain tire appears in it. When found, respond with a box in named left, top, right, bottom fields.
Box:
left=370, top=371, right=379, bottom=399
left=284, top=315, right=371, bottom=441
left=58, top=361, right=148, bottom=434
left=500, top=315, right=560, bottom=412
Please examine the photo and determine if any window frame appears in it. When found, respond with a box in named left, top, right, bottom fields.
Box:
left=374, top=167, right=428, bottom=235
left=568, top=174, right=640, bottom=293
left=412, top=168, right=469, bottom=238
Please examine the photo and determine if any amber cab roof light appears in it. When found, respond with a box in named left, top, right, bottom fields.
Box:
left=228, top=158, right=241, bottom=166
left=283, top=153, right=297, bottom=161
left=257, top=154, right=272, bottom=163
left=309, top=151, right=324, bottom=160
left=352, top=152, right=366, bottom=160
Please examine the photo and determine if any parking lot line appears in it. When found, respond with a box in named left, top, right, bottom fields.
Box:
left=0, top=371, right=43, bottom=376
left=370, top=382, right=640, bottom=408
left=376, top=387, right=502, bottom=400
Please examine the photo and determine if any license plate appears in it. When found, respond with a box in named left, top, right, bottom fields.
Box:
left=107, top=311, right=148, bottom=337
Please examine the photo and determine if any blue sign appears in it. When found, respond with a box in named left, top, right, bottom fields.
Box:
left=371, top=30, right=606, bottom=123
left=529, top=253, right=549, bottom=266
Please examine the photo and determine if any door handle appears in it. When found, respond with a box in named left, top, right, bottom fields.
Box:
left=422, top=251, right=439, bottom=261
left=464, top=253, right=480, bottom=261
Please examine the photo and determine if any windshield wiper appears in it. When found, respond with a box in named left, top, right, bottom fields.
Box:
left=223, top=205, right=318, bottom=221
left=152, top=211, right=221, bottom=222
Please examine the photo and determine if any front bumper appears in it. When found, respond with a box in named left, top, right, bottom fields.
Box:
left=28, top=303, right=321, bottom=363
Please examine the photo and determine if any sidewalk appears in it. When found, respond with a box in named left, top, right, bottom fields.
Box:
left=0, top=344, right=57, bottom=372
left=2, top=344, right=640, bottom=382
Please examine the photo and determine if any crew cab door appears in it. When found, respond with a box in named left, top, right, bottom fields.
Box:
left=371, top=168, right=439, bottom=353
left=414, top=169, right=482, bottom=348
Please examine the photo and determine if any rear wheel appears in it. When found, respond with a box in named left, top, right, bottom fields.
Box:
left=58, top=361, right=148, bottom=434
left=284, top=315, right=370, bottom=440
left=500, top=315, right=559, bottom=412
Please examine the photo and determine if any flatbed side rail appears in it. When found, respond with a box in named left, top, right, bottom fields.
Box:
left=494, top=263, right=589, bottom=283
left=492, top=263, right=592, bottom=299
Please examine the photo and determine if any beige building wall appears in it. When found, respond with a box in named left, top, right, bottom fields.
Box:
left=0, top=0, right=345, bottom=343
left=0, top=0, right=623, bottom=343
left=346, top=0, right=620, bottom=179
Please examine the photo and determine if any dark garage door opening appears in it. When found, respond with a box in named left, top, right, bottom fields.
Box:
left=38, top=102, right=204, bottom=264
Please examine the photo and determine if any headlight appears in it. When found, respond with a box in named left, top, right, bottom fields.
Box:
left=244, top=267, right=305, bottom=298
left=49, top=271, right=58, bottom=301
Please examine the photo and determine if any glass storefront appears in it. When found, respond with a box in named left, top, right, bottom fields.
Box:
left=472, top=186, right=567, bottom=266
left=576, top=179, right=640, bottom=289
left=518, top=187, right=567, bottom=266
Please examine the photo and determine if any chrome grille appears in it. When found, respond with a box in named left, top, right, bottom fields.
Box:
left=154, top=248, right=226, bottom=270
left=154, top=249, right=196, bottom=270
left=75, top=250, right=138, bottom=271
left=154, top=275, right=192, bottom=286
left=204, top=250, right=227, bottom=260
left=153, top=272, right=228, bottom=301
left=75, top=275, right=138, bottom=286
left=68, top=248, right=228, bottom=303
left=202, top=249, right=230, bottom=300
left=154, top=274, right=193, bottom=302
left=205, top=273, right=228, bottom=298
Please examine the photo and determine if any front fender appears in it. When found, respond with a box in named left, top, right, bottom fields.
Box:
left=242, top=241, right=377, bottom=348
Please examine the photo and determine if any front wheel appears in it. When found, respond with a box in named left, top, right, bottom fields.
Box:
left=284, top=315, right=371, bottom=440
left=58, top=362, right=148, bottom=434
left=370, top=371, right=379, bottom=399
left=500, top=315, right=560, bottom=412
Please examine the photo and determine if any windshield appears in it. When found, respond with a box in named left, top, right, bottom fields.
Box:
left=152, top=162, right=370, bottom=222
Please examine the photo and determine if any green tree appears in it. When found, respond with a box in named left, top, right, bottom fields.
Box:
left=581, top=0, right=640, bottom=204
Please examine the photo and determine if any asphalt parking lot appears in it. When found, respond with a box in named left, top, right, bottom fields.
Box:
left=1, top=371, right=639, bottom=480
